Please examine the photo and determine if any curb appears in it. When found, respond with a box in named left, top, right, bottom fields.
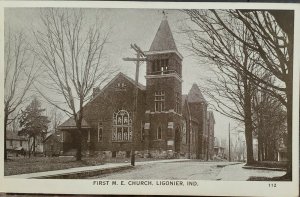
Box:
left=216, top=162, right=242, bottom=168
left=6, top=159, right=189, bottom=179
left=35, top=164, right=133, bottom=179
left=242, top=166, right=286, bottom=171
left=215, top=163, right=244, bottom=181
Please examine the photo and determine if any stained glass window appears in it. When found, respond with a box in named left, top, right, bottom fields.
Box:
left=112, top=110, right=132, bottom=142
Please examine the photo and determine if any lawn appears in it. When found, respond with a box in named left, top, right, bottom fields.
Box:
left=245, top=161, right=288, bottom=169
left=4, top=156, right=163, bottom=176
left=247, top=176, right=290, bottom=181
left=246, top=161, right=290, bottom=181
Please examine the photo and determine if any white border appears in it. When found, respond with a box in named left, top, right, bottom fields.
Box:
left=0, top=1, right=299, bottom=196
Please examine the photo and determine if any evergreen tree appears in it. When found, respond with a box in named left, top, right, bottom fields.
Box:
left=19, top=98, right=50, bottom=156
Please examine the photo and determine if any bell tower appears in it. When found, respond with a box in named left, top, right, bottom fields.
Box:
left=144, top=16, right=183, bottom=156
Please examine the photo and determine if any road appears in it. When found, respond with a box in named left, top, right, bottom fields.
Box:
left=89, top=161, right=286, bottom=180
left=90, top=161, right=228, bottom=180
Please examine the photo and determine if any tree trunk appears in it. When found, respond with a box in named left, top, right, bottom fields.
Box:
left=243, top=76, right=254, bottom=165
left=33, top=136, right=36, bottom=156
left=284, top=11, right=293, bottom=180
left=261, top=142, right=264, bottom=161
left=244, top=90, right=254, bottom=164
left=28, top=138, right=31, bottom=158
left=258, top=134, right=262, bottom=162
left=273, top=142, right=277, bottom=161
left=272, top=140, right=276, bottom=161
left=285, top=72, right=293, bottom=179
left=257, top=123, right=263, bottom=162
left=4, top=111, right=8, bottom=160
left=265, top=141, right=269, bottom=160
left=75, top=130, right=82, bottom=161
left=245, top=121, right=254, bottom=164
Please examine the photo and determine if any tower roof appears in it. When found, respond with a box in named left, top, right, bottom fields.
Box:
left=187, top=83, right=207, bottom=103
left=149, top=18, right=178, bottom=52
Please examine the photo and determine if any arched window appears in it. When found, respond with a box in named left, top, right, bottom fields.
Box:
left=112, top=110, right=132, bottom=142
left=157, top=126, right=162, bottom=140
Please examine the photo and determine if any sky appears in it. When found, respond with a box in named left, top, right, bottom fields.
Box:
left=5, top=8, right=242, bottom=140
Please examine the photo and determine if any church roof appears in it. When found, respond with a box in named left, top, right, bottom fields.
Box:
left=58, top=117, right=91, bottom=129
left=58, top=72, right=145, bottom=130
left=96, top=72, right=145, bottom=93
left=119, top=73, right=146, bottom=90
left=90, top=72, right=145, bottom=101
left=149, top=18, right=178, bottom=52
left=187, top=83, right=207, bottom=103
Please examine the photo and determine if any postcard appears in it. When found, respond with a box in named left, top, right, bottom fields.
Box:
left=0, top=1, right=299, bottom=196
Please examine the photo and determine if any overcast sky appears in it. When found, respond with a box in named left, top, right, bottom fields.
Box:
left=5, top=8, right=242, bottom=140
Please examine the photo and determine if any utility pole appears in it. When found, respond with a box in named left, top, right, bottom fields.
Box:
left=228, top=122, right=231, bottom=162
left=123, top=44, right=147, bottom=166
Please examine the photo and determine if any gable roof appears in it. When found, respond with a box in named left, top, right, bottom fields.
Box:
left=149, top=18, right=178, bottom=52
left=58, top=117, right=91, bottom=129
left=96, top=72, right=145, bottom=94
left=120, top=73, right=146, bottom=90
left=6, top=131, right=27, bottom=141
left=58, top=72, right=145, bottom=130
left=89, top=72, right=145, bottom=103
left=43, top=131, right=61, bottom=143
left=187, top=83, right=206, bottom=103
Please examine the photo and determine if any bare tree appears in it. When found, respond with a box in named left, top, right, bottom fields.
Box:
left=182, top=10, right=266, bottom=164
left=4, top=31, right=36, bottom=160
left=209, top=9, right=292, bottom=178
left=182, top=9, right=291, bottom=176
left=48, top=107, right=64, bottom=133
left=33, top=8, right=116, bottom=161
left=253, top=85, right=287, bottom=162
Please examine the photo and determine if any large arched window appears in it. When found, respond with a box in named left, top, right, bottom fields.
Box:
left=112, top=110, right=132, bottom=142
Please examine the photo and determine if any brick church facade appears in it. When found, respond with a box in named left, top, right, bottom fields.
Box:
left=58, top=17, right=215, bottom=159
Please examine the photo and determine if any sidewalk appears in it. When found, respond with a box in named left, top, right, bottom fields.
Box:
left=6, top=159, right=189, bottom=179
left=216, top=163, right=286, bottom=181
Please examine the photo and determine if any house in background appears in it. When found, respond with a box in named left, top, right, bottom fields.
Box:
left=6, top=130, right=28, bottom=156
left=277, top=147, right=287, bottom=161
left=277, top=137, right=288, bottom=161
left=43, top=131, right=61, bottom=157
left=213, top=137, right=225, bottom=159
left=6, top=130, right=45, bottom=156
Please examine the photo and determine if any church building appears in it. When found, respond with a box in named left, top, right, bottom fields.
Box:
left=58, top=17, right=215, bottom=160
